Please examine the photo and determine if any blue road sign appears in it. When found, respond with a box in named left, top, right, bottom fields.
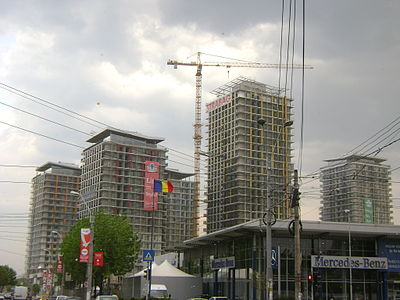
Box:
left=143, top=249, right=155, bottom=262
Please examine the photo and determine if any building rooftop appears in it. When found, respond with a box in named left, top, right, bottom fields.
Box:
left=165, top=168, right=195, bottom=180
left=324, top=154, right=386, bottom=164
left=210, top=76, right=285, bottom=97
left=36, top=161, right=80, bottom=172
left=87, top=127, right=165, bottom=144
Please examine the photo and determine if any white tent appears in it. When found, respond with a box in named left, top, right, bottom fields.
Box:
left=122, top=260, right=202, bottom=300
left=133, top=260, right=195, bottom=278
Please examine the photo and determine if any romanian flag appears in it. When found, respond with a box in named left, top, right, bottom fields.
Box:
left=154, top=180, right=174, bottom=193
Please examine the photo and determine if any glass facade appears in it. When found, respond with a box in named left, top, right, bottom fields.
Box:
left=181, top=221, right=400, bottom=300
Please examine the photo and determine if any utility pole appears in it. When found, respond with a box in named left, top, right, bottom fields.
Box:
left=293, top=170, right=302, bottom=300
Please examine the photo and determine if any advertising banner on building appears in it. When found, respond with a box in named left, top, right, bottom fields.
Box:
left=80, top=228, right=91, bottom=262
left=311, top=255, right=387, bottom=270
left=144, top=161, right=159, bottom=211
left=364, top=198, right=374, bottom=223
left=94, top=252, right=104, bottom=266
left=56, top=255, right=63, bottom=273
left=378, top=240, right=400, bottom=272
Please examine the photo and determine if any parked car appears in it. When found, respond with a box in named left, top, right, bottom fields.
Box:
left=64, top=297, right=81, bottom=300
left=94, top=296, right=118, bottom=300
left=55, top=296, right=67, bottom=300
left=209, top=297, right=228, bottom=300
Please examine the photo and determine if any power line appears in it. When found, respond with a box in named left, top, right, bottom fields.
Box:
left=345, top=115, right=400, bottom=156
left=0, top=237, right=27, bottom=242
left=298, top=0, right=306, bottom=178
left=0, top=180, right=31, bottom=184
left=1, top=83, right=205, bottom=173
left=0, top=248, right=25, bottom=256
left=0, top=100, right=92, bottom=136
left=0, top=164, right=37, bottom=168
left=0, top=82, right=111, bottom=130
left=0, top=120, right=85, bottom=149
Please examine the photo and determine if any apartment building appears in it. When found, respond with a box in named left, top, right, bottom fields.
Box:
left=320, top=154, right=392, bottom=223
left=80, top=128, right=194, bottom=257
left=26, top=162, right=81, bottom=284
left=206, top=77, right=293, bottom=233
left=164, top=168, right=194, bottom=249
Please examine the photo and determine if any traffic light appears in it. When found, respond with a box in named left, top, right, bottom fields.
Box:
left=291, top=187, right=301, bottom=207
left=308, top=274, right=313, bottom=281
left=143, top=268, right=151, bottom=280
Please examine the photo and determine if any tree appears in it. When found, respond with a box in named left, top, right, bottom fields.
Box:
left=32, top=284, right=40, bottom=296
left=0, top=265, right=17, bottom=289
left=60, top=212, right=141, bottom=292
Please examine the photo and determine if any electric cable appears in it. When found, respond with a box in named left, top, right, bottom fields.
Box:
left=0, top=120, right=85, bottom=149
left=283, top=0, right=293, bottom=98
left=0, top=164, right=37, bottom=168
left=359, top=123, right=400, bottom=156
left=277, top=0, right=286, bottom=94
left=298, top=0, right=306, bottom=179
left=0, top=180, right=31, bottom=184
left=0, top=82, right=111, bottom=130
left=1, top=82, right=208, bottom=175
left=0, top=100, right=92, bottom=136
left=345, top=115, right=400, bottom=156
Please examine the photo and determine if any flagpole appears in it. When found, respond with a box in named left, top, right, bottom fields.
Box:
left=147, top=189, right=156, bottom=300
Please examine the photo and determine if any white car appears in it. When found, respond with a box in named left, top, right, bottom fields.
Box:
left=95, top=296, right=118, bottom=300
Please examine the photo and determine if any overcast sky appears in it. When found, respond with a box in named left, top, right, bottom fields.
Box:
left=0, top=0, right=399, bottom=275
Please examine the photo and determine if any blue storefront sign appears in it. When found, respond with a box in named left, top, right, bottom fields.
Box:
left=211, top=256, right=235, bottom=269
left=378, top=240, right=400, bottom=272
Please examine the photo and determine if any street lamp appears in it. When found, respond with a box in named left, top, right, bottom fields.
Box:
left=257, top=118, right=293, bottom=300
left=71, top=191, right=94, bottom=300
left=344, top=209, right=353, bottom=300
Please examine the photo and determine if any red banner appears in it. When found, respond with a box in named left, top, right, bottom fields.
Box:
left=144, top=161, right=159, bottom=211
left=80, top=228, right=91, bottom=262
left=56, top=255, right=63, bottom=273
left=93, top=252, right=104, bottom=266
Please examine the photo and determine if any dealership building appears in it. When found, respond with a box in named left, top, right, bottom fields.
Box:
left=178, top=219, right=400, bottom=300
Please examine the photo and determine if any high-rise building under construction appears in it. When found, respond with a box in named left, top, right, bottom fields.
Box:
left=26, top=162, right=81, bottom=285
left=206, top=77, right=293, bottom=233
left=80, top=128, right=194, bottom=257
left=320, top=154, right=392, bottom=224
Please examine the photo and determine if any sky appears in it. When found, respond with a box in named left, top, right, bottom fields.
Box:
left=0, top=0, right=399, bottom=276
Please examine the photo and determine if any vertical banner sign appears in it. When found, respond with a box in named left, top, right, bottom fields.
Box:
left=144, top=161, right=159, bottom=211
left=56, top=255, right=63, bottom=273
left=93, top=252, right=104, bottom=266
left=80, top=228, right=91, bottom=262
left=364, top=198, right=374, bottom=224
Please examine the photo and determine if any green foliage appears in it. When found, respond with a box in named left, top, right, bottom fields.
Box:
left=32, top=284, right=40, bottom=295
left=0, top=265, right=17, bottom=287
left=60, top=212, right=141, bottom=286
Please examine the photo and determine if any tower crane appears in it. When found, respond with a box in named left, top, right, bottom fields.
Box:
left=167, top=52, right=313, bottom=237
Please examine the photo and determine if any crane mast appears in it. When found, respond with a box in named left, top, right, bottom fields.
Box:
left=167, top=52, right=312, bottom=237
